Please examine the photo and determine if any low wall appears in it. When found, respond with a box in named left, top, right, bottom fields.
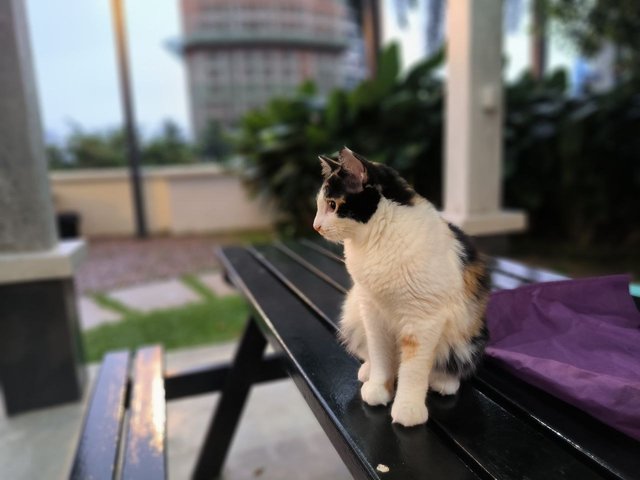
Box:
left=50, top=165, right=274, bottom=237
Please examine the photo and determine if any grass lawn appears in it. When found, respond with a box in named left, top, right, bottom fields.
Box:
left=83, top=293, right=249, bottom=363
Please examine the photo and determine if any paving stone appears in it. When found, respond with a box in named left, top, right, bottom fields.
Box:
left=166, top=343, right=350, bottom=480
left=199, top=271, right=237, bottom=297
left=77, top=297, right=121, bottom=330
left=167, top=379, right=351, bottom=480
left=109, top=278, right=201, bottom=312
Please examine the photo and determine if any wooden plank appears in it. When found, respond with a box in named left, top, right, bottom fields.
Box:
left=164, top=355, right=286, bottom=401
left=250, top=245, right=343, bottom=331
left=475, top=363, right=640, bottom=480
left=251, top=244, right=605, bottom=480
left=122, top=346, right=166, bottom=480
left=300, top=237, right=344, bottom=262
left=491, top=257, right=568, bottom=283
left=219, top=247, right=480, bottom=480
left=280, top=241, right=351, bottom=291
left=489, top=270, right=527, bottom=291
left=70, top=351, right=130, bottom=480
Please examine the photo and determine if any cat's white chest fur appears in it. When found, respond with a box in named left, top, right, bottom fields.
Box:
left=343, top=198, right=458, bottom=310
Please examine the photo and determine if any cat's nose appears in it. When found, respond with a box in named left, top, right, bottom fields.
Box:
left=313, top=222, right=322, bottom=232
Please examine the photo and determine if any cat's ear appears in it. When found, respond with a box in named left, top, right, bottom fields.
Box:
left=319, top=155, right=340, bottom=179
left=339, top=146, right=368, bottom=191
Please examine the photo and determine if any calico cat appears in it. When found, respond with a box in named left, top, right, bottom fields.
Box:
left=313, top=147, right=490, bottom=427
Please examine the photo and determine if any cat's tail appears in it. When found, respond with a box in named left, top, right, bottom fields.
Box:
left=338, top=286, right=368, bottom=361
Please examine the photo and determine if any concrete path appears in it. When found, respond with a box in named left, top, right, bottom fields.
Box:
left=109, top=278, right=201, bottom=313
left=76, top=297, right=121, bottom=329
left=200, top=271, right=237, bottom=297
left=0, top=343, right=351, bottom=480
left=76, top=271, right=237, bottom=330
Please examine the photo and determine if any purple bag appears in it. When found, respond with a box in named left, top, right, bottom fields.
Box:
left=486, top=274, right=640, bottom=441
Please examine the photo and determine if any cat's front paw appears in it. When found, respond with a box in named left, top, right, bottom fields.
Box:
left=391, top=399, right=428, bottom=427
left=429, top=374, right=460, bottom=396
left=357, top=361, right=370, bottom=382
left=361, top=381, right=392, bottom=406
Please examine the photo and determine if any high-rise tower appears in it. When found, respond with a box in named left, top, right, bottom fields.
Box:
left=180, top=0, right=363, bottom=135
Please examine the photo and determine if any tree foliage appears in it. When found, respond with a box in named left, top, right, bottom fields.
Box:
left=198, top=120, right=232, bottom=161
left=234, top=44, right=640, bottom=246
left=48, top=120, right=194, bottom=169
left=142, top=121, right=193, bottom=166
left=235, top=44, right=445, bottom=236
left=547, top=0, right=640, bottom=78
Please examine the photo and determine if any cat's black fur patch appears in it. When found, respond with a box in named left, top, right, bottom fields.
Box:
left=338, top=187, right=381, bottom=223
left=323, top=157, right=415, bottom=225
left=447, top=223, right=478, bottom=266
left=476, top=265, right=492, bottom=300
left=366, top=162, right=416, bottom=206
left=437, top=324, right=489, bottom=379
left=324, top=171, right=350, bottom=198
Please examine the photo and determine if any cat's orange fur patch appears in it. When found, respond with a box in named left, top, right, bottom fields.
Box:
left=385, top=378, right=395, bottom=395
left=462, top=261, right=483, bottom=297
left=401, top=335, right=419, bottom=361
left=462, top=259, right=489, bottom=338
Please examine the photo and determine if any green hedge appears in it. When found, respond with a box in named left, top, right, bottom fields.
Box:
left=235, top=45, right=640, bottom=246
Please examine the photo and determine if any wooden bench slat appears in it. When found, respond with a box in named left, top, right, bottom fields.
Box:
left=220, top=247, right=481, bottom=480
left=281, top=241, right=352, bottom=291
left=70, top=351, right=130, bottom=480
left=489, top=270, right=528, bottom=291
left=122, top=346, right=166, bottom=480
left=164, top=354, right=286, bottom=401
left=250, top=244, right=607, bottom=480
left=491, top=257, right=569, bottom=283
left=475, top=362, right=640, bottom=480
left=300, top=237, right=345, bottom=263
left=251, top=245, right=343, bottom=329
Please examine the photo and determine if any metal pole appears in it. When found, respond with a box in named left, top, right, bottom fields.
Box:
left=531, top=0, right=547, bottom=80
left=110, top=0, right=148, bottom=238
left=361, top=0, right=381, bottom=77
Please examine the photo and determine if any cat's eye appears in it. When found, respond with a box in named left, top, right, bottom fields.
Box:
left=328, top=200, right=337, bottom=211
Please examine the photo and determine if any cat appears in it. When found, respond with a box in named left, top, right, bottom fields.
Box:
left=313, top=147, right=490, bottom=427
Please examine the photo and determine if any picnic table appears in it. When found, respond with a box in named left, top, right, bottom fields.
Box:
left=70, top=239, right=640, bottom=480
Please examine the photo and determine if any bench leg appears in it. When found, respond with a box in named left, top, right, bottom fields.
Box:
left=192, top=317, right=267, bottom=480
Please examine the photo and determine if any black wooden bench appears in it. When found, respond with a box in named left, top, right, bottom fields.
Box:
left=69, top=342, right=285, bottom=479
left=70, top=239, right=640, bottom=479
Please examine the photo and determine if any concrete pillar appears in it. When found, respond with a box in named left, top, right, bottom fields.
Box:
left=0, top=0, right=86, bottom=415
left=0, top=0, right=57, bottom=252
left=442, top=0, right=526, bottom=236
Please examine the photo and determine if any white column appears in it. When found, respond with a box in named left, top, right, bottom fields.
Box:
left=0, top=0, right=86, bottom=415
left=0, top=0, right=86, bottom=281
left=442, top=0, right=526, bottom=236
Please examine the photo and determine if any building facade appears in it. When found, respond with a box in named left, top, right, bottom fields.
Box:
left=180, top=0, right=364, bottom=135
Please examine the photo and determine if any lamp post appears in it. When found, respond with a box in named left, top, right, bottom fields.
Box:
left=360, top=0, right=381, bottom=77
left=110, top=0, right=148, bottom=238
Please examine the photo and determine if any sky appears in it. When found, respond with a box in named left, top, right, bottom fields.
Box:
left=25, top=0, right=576, bottom=145
left=26, top=0, right=191, bottom=143
left=382, top=0, right=576, bottom=81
